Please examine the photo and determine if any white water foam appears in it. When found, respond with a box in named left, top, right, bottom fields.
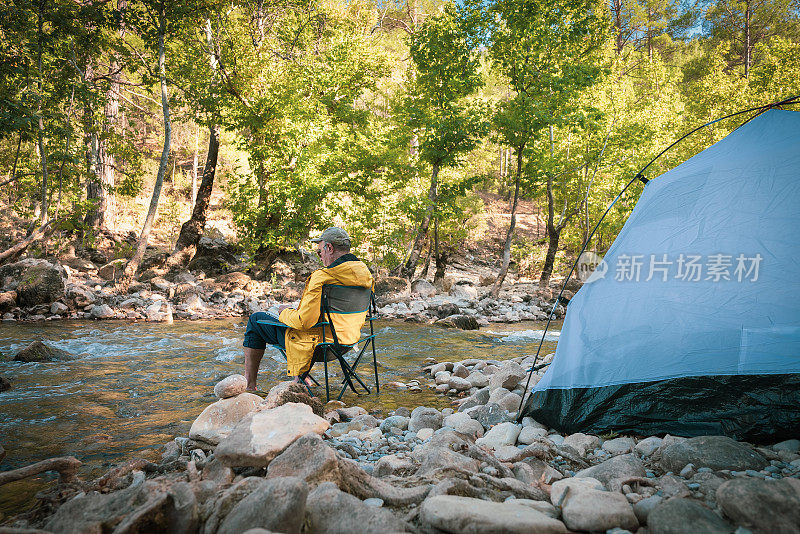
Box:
left=485, top=329, right=561, bottom=343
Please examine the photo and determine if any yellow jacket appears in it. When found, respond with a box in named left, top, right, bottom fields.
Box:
left=278, top=255, right=374, bottom=376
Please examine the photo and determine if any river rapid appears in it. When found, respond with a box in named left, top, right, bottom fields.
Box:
left=0, top=318, right=559, bottom=514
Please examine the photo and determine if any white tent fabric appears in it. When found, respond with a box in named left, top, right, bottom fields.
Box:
left=527, top=110, right=800, bottom=439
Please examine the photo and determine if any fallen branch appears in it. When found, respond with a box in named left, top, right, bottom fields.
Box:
left=0, top=456, right=81, bottom=486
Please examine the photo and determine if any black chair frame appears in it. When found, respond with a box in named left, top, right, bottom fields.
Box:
left=259, top=284, right=379, bottom=402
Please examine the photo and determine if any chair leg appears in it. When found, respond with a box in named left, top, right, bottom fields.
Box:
left=323, top=347, right=330, bottom=403
left=371, top=340, right=379, bottom=395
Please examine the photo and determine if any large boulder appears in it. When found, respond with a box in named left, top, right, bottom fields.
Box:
left=436, top=314, right=479, bottom=330
left=449, top=282, right=478, bottom=300
left=14, top=340, right=75, bottom=362
left=420, top=495, right=567, bottom=534
left=574, top=453, right=646, bottom=486
left=660, top=436, right=768, bottom=472
left=0, top=376, right=10, bottom=392
left=647, top=498, right=732, bottom=534
left=215, top=403, right=329, bottom=467
left=716, top=477, right=800, bottom=533
left=305, top=482, right=414, bottom=534
left=189, top=392, right=262, bottom=445
left=0, top=259, right=66, bottom=307
left=216, top=476, right=308, bottom=534
left=261, top=381, right=324, bottom=417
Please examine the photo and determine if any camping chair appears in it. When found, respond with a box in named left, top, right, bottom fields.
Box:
left=257, top=284, right=379, bottom=402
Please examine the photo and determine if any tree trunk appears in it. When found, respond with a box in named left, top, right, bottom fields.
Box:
left=400, top=161, right=439, bottom=279
left=191, top=123, right=199, bottom=210
left=433, top=215, right=446, bottom=284
left=744, top=0, right=751, bottom=78
left=171, top=124, right=219, bottom=255
left=36, top=0, right=49, bottom=225
left=540, top=223, right=559, bottom=286
left=98, top=59, right=120, bottom=230
left=612, top=0, right=624, bottom=53
left=125, top=10, right=171, bottom=278
left=491, top=146, right=523, bottom=297
left=419, top=237, right=432, bottom=279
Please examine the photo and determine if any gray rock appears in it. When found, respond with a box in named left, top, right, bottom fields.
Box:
left=575, top=453, right=646, bottom=486
left=603, top=437, right=636, bottom=455
left=305, top=482, right=413, bottom=533
left=632, top=495, right=663, bottom=525
left=560, top=488, right=639, bottom=532
left=436, top=303, right=460, bottom=318
left=448, top=376, right=472, bottom=391
left=90, top=303, right=116, bottom=319
left=716, top=477, right=800, bottom=534
left=488, top=362, right=527, bottom=390
left=661, top=436, right=768, bottom=473
left=409, top=406, right=443, bottom=432
left=457, top=387, right=490, bottom=411
left=497, top=392, right=523, bottom=412
left=214, top=374, right=248, bottom=399
left=1, top=259, right=66, bottom=306
left=476, top=422, right=521, bottom=450
left=453, top=418, right=484, bottom=439
left=0, top=375, right=10, bottom=392
left=420, top=495, right=567, bottom=533
left=635, top=436, right=664, bottom=457
left=772, top=439, right=800, bottom=453
left=451, top=363, right=469, bottom=378
left=217, top=477, right=308, bottom=534
left=466, top=372, right=489, bottom=388
left=411, top=279, right=436, bottom=297
left=563, top=433, right=601, bottom=457
left=374, top=277, right=411, bottom=300
left=647, top=498, right=732, bottom=534
left=374, top=454, right=415, bottom=477
left=50, top=301, right=69, bottom=315
left=469, top=403, right=512, bottom=428
left=437, top=314, right=479, bottom=330
left=550, top=477, right=605, bottom=504
left=14, top=340, right=75, bottom=362
left=215, top=403, right=329, bottom=467
left=189, top=393, right=262, bottom=445
left=379, top=416, right=409, bottom=433
left=517, top=426, right=548, bottom=445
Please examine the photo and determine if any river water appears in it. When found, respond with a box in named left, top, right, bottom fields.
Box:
left=0, top=318, right=560, bottom=514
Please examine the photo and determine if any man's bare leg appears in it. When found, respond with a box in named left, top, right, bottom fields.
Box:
left=244, top=347, right=266, bottom=391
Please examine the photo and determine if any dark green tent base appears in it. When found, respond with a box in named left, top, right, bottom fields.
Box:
left=522, top=373, right=800, bottom=443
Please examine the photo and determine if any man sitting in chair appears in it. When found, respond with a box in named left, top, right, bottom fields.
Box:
left=242, top=226, right=374, bottom=391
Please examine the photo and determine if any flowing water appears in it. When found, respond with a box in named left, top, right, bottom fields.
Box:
left=0, top=318, right=560, bottom=514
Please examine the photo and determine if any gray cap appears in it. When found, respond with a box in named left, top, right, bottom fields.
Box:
left=310, top=226, right=351, bottom=248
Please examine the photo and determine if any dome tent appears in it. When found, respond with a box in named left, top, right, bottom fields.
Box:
left=521, top=109, right=800, bottom=442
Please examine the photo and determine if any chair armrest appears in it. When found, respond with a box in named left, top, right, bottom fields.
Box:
left=256, top=319, right=289, bottom=327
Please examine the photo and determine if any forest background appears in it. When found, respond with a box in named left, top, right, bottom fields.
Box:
left=1, top=0, right=799, bottom=292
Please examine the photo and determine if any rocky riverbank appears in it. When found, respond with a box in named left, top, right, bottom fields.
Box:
left=0, top=249, right=567, bottom=326
left=2, top=361, right=799, bottom=533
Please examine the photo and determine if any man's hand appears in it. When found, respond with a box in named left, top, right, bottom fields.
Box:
left=277, top=304, right=293, bottom=313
